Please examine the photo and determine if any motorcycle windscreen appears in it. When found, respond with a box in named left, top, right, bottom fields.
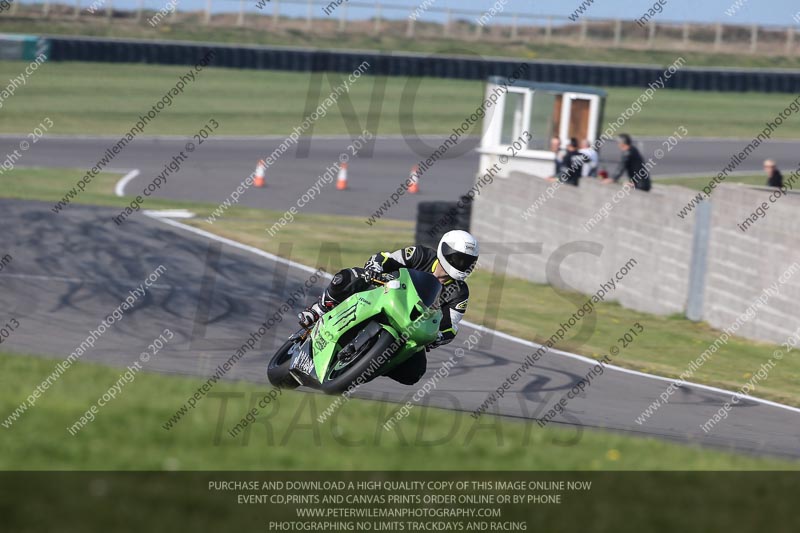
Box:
left=406, top=269, right=442, bottom=308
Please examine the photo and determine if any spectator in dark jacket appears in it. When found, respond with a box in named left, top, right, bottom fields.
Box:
left=558, top=138, right=587, bottom=187
left=604, top=133, right=651, bottom=192
left=764, top=159, right=784, bottom=188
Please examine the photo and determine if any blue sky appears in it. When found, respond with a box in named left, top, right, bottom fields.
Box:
left=21, top=0, right=800, bottom=26
left=524, top=0, right=799, bottom=26
left=385, top=0, right=800, bottom=27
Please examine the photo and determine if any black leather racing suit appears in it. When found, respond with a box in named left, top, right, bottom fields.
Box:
left=323, top=245, right=469, bottom=385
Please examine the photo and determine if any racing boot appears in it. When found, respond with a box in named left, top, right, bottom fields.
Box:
left=297, top=290, right=336, bottom=328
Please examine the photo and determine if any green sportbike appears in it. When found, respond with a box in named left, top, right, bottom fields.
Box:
left=267, top=268, right=442, bottom=394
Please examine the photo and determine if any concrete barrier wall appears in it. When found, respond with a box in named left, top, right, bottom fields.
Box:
left=471, top=171, right=799, bottom=345
left=703, top=185, right=800, bottom=344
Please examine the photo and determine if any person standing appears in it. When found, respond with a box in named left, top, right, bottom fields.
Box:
left=604, top=133, right=651, bottom=192
left=764, top=159, right=784, bottom=188
left=559, top=138, right=587, bottom=187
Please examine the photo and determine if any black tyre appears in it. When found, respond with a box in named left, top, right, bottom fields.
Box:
left=267, top=337, right=301, bottom=389
left=320, top=329, right=397, bottom=395
left=417, top=201, right=453, bottom=215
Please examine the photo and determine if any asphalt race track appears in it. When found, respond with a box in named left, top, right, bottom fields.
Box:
left=1, top=199, right=798, bottom=458
left=4, top=134, right=798, bottom=221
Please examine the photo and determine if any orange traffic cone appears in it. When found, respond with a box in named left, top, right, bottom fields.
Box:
left=253, top=159, right=266, bottom=188
left=336, top=162, right=349, bottom=190
left=408, top=165, right=420, bottom=194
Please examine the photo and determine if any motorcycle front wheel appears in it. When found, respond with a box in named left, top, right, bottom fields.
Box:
left=267, top=336, right=301, bottom=389
left=320, top=329, right=396, bottom=395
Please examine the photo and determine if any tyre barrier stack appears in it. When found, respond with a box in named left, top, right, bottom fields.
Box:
left=43, top=35, right=800, bottom=93
left=415, top=196, right=473, bottom=249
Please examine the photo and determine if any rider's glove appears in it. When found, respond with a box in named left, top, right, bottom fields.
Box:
left=364, top=256, right=384, bottom=276
left=358, top=269, right=375, bottom=284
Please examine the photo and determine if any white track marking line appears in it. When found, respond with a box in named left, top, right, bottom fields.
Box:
left=149, top=216, right=322, bottom=276
left=144, top=210, right=196, bottom=219
left=114, top=169, right=141, bottom=197
left=146, top=214, right=800, bottom=417
left=463, top=322, right=800, bottom=415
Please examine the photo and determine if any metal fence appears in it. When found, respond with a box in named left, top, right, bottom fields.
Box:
left=4, top=0, right=800, bottom=57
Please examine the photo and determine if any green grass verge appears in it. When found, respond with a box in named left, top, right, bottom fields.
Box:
left=0, top=61, right=797, bottom=139
left=4, top=16, right=800, bottom=69
left=4, top=166, right=800, bottom=413
left=1, top=351, right=795, bottom=470
left=0, top=61, right=483, bottom=136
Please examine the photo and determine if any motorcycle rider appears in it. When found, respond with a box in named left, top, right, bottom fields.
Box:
left=297, top=230, right=479, bottom=385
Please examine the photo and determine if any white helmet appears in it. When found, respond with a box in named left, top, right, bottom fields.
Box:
left=437, top=230, right=479, bottom=281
